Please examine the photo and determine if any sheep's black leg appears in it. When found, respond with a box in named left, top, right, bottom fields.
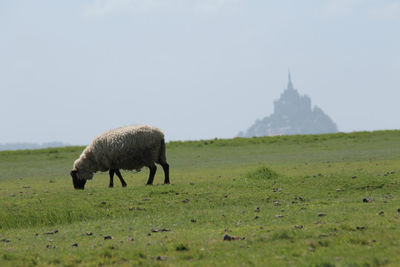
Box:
left=146, top=165, right=157, bottom=185
left=115, top=169, right=127, bottom=187
left=109, top=170, right=115, bottom=188
left=161, top=163, right=170, bottom=184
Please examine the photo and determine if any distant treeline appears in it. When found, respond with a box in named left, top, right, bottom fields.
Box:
left=0, top=142, right=68, bottom=151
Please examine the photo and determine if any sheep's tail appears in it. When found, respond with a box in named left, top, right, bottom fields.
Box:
left=158, top=138, right=167, bottom=164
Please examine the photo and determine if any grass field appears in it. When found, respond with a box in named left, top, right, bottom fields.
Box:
left=1, top=131, right=400, bottom=266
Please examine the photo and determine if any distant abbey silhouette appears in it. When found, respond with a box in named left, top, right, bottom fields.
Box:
left=239, top=72, right=338, bottom=137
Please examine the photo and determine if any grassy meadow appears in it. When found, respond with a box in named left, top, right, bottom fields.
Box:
left=0, top=131, right=400, bottom=266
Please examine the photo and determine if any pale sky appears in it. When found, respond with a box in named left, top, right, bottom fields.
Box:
left=1, top=0, right=399, bottom=144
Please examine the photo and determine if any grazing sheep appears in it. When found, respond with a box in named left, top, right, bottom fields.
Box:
left=70, top=125, right=170, bottom=190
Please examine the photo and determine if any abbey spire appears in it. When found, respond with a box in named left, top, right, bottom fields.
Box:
left=287, top=69, right=294, bottom=90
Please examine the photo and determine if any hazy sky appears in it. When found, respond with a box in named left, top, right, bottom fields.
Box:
left=1, top=0, right=399, bottom=144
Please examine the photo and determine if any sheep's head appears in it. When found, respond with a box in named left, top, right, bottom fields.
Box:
left=71, top=156, right=94, bottom=190
left=70, top=168, right=92, bottom=190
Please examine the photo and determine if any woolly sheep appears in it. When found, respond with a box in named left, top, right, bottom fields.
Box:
left=70, top=125, right=170, bottom=190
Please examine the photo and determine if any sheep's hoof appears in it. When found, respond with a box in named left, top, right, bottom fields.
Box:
left=122, top=184, right=127, bottom=187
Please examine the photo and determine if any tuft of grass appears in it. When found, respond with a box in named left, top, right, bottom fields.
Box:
left=271, top=230, right=293, bottom=240
left=175, top=243, right=189, bottom=251
left=245, top=165, right=280, bottom=180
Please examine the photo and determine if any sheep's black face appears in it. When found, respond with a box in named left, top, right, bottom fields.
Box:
left=70, top=170, right=86, bottom=190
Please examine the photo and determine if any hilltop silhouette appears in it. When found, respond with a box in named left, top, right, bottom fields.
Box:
left=239, top=73, right=338, bottom=137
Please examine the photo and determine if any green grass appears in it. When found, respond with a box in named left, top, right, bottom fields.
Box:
left=1, top=131, right=400, bottom=266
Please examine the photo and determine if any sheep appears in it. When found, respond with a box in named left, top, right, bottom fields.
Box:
left=70, top=125, right=170, bottom=190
